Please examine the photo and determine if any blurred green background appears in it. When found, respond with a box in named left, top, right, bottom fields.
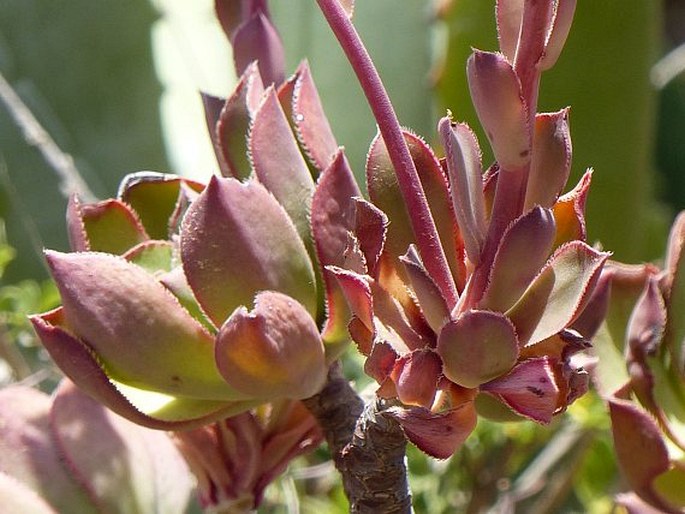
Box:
left=0, top=1, right=684, bottom=512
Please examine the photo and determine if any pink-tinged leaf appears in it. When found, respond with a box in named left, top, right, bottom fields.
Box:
left=570, top=267, right=612, bottom=340
left=214, top=0, right=247, bottom=41
left=365, top=340, right=399, bottom=384
left=391, top=349, right=442, bottom=408
left=232, top=12, right=285, bottom=87
left=506, top=241, right=609, bottom=346
left=437, top=310, right=519, bottom=388
left=328, top=266, right=374, bottom=332
left=524, top=109, right=572, bottom=210
left=481, top=206, right=556, bottom=312
left=43, top=251, right=243, bottom=402
left=66, top=195, right=89, bottom=251
left=400, top=246, right=450, bottom=333
left=201, top=92, right=230, bottom=176
left=663, top=211, right=685, bottom=373
left=496, top=0, right=524, bottom=61
left=66, top=197, right=148, bottom=255
left=311, top=150, right=360, bottom=355
left=292, top=61, right=338, bottom=173
left=249, top=87, right=315, bottom=243
left=467, top=50, right=531, bottom=170
left=627, top=277, right=666, bottom=360
left=386, top=402, right=477, bottom=459
left=0, top=385, right=97, bottom=513
left=354, top=198, right=388, bottom=278
left=608, top=397, right=672, bottom=510
left=181, top=177, right=316, bottom=326
left=349, top=316, right=374, bottom=356
left=31, top=310, right=258, bottom=429
left=215, top=63, right=265, bottom=179
left=370, top=279, right=428, bottom=354
left=215, top=291, right=326, bottom=400
left=439, top=118, right=487, bottom=266
left=118, top=172, right=205, bottom=240
left=551, top=169, right=592, bottom=248
left=50, top=380, right=193, bottom=514
left=539, top=0, right=577, bottom=70
left=367, top=128, right=464, bottom=292
left=481, top=357, right=559, bottom=423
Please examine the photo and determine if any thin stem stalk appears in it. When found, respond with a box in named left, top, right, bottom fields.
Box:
left=315, top=0, right=458, bottom=308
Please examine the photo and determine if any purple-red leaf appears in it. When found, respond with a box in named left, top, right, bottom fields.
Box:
left=481, top=357, right=559, bottom=423
left=524, top=109, right=572, bottom=210
left=437, top=310, right=519, bottom=388
left=249, top=87, right=315, bottom=243
left=386, top=402, right=477, bottom=459
left=311, top=150, right=360, bottom=355
left=215, top=63, right=264, bottom=179
left=391, top=349, right=442, bottom=408
left=292, top=61, right=338, bottom=173
left=481, top=206, right=556, bottom=312
left=506, top=241, right=609, bottom=346
left=539, top=0, right=577, bottom=70
left=232, top=11, right=285, bottom=87
left=181, top=177, right=316, bottom=326
left=467, top=50, right=531, bottom=170
left=439, top=118, right=486, bottom=265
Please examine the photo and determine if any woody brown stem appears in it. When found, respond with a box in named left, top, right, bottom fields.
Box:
left=303, top=363, right=412, bottom=513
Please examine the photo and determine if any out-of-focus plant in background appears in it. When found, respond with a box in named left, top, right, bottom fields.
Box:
left=0, top=1, right=684, bottom=512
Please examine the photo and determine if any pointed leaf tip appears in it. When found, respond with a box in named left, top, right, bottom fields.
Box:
left=467, top=50, right=531, bottom=170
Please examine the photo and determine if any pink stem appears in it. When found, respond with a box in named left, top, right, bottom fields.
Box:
left=315, top=0, right=458, bottom=308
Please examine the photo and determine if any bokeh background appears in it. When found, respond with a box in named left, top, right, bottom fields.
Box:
left=0, top=1, right=684, bottom=512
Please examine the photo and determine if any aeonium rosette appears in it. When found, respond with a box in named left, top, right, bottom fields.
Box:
left=30, top=60, right=360, bottom=430
left=328, top=0, right=609, bottom=458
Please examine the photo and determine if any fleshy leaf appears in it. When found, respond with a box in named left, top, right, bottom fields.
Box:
left=437, top=310, right=519, bottom=388
left=215, top=291, right=326, bottom=400
left=0, top=385, right=98, bottom=513
left=292, top=61, right=338, bottom=173
left=524, top=109, right=572, bottom=210
left=467, top=50, right=531, bottom=170
left=539, top=0, right=577, bottom=70
left=481, top=206, right=556, bottom=312
left=506, top=241, right=609, bottom=346
left=215, top=62, right=265, bottom=179
left=43, top=251, right=243, bottom=401
left=31, top=310, right=257, bottom=428
left=481, top=357, right=559, bottom=423
left=50, top=380, right=193, bottom=514
left=608, top=397, right=671, bottom=510
left=496, top=0, right=524, bottom=61
left=311, top=150, right=360, bottom=355
left=354, top=198, right=388, bottom=278
left=551, top=169, right=592, bottom=248
left=67, top=197, right=148, bottom=255
left=386, top=402, right=477, bottom=459
left=249, top=87, right=315, bottom=244
left=117, top=172, right=205, bottom=240
left=367, top=128, right=463, bottom=289
left=232, top=11, right=285, bottom=87
left=400, top=245, right=450, bottom=333
left=181, top=177, right=316, bottom=325
left=328, top=266, right=374, bottom=332
left=391, top=349, right=442, bottom=408
left=439, top=118, right=487, bottom=265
